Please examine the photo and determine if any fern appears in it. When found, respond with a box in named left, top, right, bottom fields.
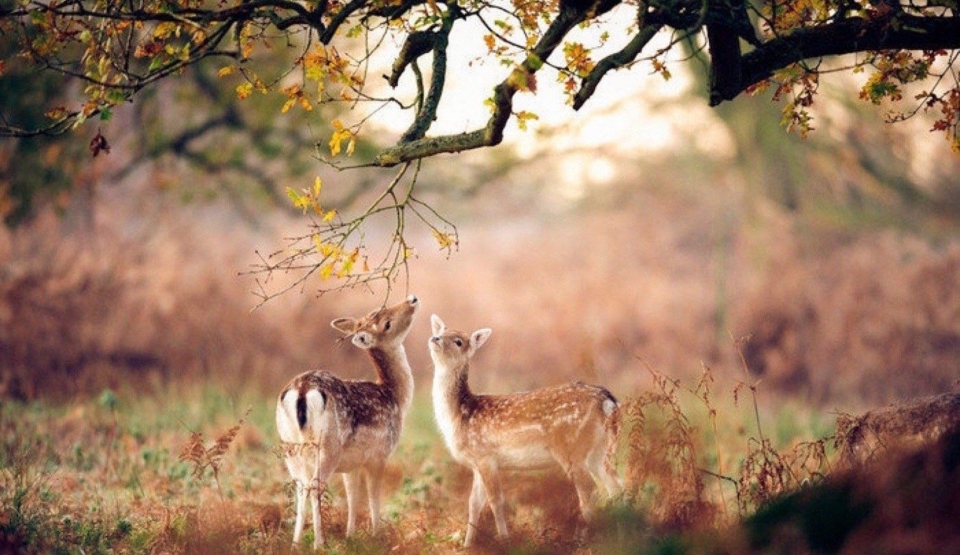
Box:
left=179, top=408, right=251, bottom=498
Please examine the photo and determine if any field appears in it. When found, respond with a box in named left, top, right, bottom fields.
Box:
left=2, top=171, right=960, bottom=554
left=0, top=369, right=833, bottom=554
left=4, top=364, right=959, bottom=554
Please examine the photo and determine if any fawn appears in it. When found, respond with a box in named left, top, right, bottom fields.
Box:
left=276, top=295, right=419, bottom=548
left=428, top=314, right=622, bottom=547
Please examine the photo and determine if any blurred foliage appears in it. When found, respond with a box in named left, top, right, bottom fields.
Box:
left=0, top=42, right=381, bottom=227
left=0, top=35, right=81, bottom=226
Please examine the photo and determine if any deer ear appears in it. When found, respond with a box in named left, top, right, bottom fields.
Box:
left=331, top=317, right=357, bottom=335
left=351, top=331, right=374, bottom=349
left=430, top=314, right=446, bottom=336
left=469, top=328, right=492, bottom=354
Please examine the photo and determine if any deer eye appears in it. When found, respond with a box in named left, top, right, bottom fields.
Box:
left=384, top=321, right=391, bottom=331
left=454, top=338, right=463, bottom=347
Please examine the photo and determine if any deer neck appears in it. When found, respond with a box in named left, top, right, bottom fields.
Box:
left=433, top=359, right=475, bottom=426
left=368, top=344, right=414, bottom=416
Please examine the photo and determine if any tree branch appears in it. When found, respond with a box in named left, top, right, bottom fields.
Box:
left=375, top=4, right=590, bottom=166
left=397, top=7, right=460, bottom=143
left=715, top=14, right=960, bottom=105
left=707, top=23, right=743, bottom=104
left=573, top=22, right=663, bottom=110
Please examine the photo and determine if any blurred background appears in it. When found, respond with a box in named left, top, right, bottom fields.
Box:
left=2, top=39, right=960, bottom=412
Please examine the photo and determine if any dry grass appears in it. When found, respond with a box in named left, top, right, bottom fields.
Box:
left=2, top=358, right=955, bottom=555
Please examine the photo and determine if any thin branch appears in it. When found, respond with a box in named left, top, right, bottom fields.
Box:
left=573, top=22, right=664, bottom=109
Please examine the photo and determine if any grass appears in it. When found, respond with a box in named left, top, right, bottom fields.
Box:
left=0, top=366, right=852, bottom=555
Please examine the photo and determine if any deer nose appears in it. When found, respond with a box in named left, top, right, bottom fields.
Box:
left=407, top=295, right=419, bottom=306
left=430, top=336, right=440, bottom=343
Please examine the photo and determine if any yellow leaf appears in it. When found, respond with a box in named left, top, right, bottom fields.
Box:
left=432, top=229, right=457, bottom=250
left=281, top=98, right=296, bottom=113
left=236, top=82, right=253, bottom=100
left=318, top=242, right=339, bottom=258
left=217, top=66, right=235, bottom=78
left=328, top=120, right=355, bottom=157
left=337, top=250, right=358, bottom=277
left=45, top=106, right=67, bottom=120
left=319, top=263, right=334, bottom=280
left=323, top=209, right=337, bottom=222
left=313, top=176, right=322, bottom=198
left=285, top=186, right=311, bottom=213
left=515, top=110, right=539, bottom=131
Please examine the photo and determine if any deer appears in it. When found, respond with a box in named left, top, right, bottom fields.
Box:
left=275, top=295, right=419, bottom=548
left=428, top=314, right=622, bottom=547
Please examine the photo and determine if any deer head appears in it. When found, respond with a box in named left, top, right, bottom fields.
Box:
left=332, top=295, right=420, bottom=350
left=428, top=314, right=491, bottom=369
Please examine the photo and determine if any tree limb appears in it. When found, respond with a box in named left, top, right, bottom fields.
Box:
left=573, top=22, right=663, bottom=110
left=707, top=22, right=744, bottom=104
left=716, top=14, right=960, bottom=105
left=375, top=3, right=590, bottom=166
left=390, top=5, right=462, bottom=143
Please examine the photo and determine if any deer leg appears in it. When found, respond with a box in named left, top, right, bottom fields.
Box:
left=587, top=444, right=623, bottom=498
left=364, top=462, right=385, bottom=535
left=310, top=452, right=339, bottom=548
left=292, top=478, right=307, bottom=545
left=475, top=462, right=509, bottom=542
left=569, top=466, right=598, bottom=521
left=599, top=458, right=623, bottom=498
left=342, top=471, right=362, bottom=536
left=464, top=469, right=489, bottom=547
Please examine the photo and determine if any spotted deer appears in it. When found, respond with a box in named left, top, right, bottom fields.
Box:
left=275, top=295, right=419, bottom=548
left=428, top=314, right=622, bottom=547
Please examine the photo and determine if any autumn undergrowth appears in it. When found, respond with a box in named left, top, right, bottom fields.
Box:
left=0, top=358, right=851, bottom=555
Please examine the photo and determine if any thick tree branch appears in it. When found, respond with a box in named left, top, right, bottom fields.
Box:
left=707, top=23, right=743, bottom=104
left=393, top=6, right=461, bottom=143
left=398, top=31, right=448, bottom=143
left=715, top=14, right=960, bottom=105
left=375, top=3, right=591, bottom=166
left=705, top=0, right=759, bottom=104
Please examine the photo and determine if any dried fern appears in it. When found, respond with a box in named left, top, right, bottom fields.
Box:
left=179, top=408, right=251, bottom=498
